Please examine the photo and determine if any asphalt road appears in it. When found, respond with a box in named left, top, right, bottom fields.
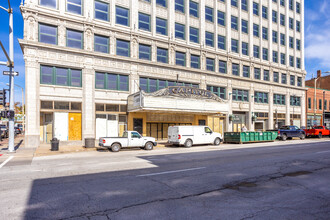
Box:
left=1, top=139, right=330, bottom=220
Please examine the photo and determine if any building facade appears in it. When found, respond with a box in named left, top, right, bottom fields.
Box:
left=20, top=0, right=306, bottom=148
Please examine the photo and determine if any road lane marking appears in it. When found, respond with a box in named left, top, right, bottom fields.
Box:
left=0, top=156, right=14, bottom=169
left=137, top=167, right=206, bottom=177
left=316, top=150, right=330, bottom=154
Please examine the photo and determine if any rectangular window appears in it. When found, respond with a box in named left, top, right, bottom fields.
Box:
left=262, top=27, right=268, bottom=40
left=273, top=51, right=278, bottom=63
left=243, top=65, right=250, bottom=78
left=205, top=32, right=214, bottom=47
left=253, top=2, right=259, bottom=16
left=289, top=55, right=294, bottom=67
left=262, top=6, right=268, bottom=19
left=206, top=58, right=215, bottom=71
left=175, top=51, right=186, bottom=66
left=319, top=99, right=322, bottom=110
left=297, top=77, right=302, bottom=87
left=231, top=39, right=238, bottom=53
left=242, top=19, right=248, bottom=34
left=254, top=68, right=261, bottom=79
left=67, top=29, right=83, bottom=49
left=296, top=2, right=301, bottom=13
left=255, top=92, right=268, bottom=103
left=190, top=54, right=200, bottom=69
left=264, top=70, right=269, bottom=81
left=39, top=23, right=57, bottom=45
left=241, top=0, right=248, bottom=11
left=297, top=58, right=301, bottom=69
left=95, top=72, right=128, bottom=91
left=273, top=72, right=279, bottom=83
left=272, top=10, right=277, bottom=23
left=95, top=1, right=109, bottom=21
left=94, top=34, right=109, bottom=53
left=205, top=6, right=214, bottom=22
left=175, top=0, right=185, bottom=13
left=219, top=60, right=227, bottom=74
left=263, top=48, right=268, bottom=61
left=289, top=0, right=294, bottom=10
left=290, top=75, right=295, bottom=86
left=231, top=16, right=238, bottom=30
left=139, top=13, right=151, bottom=31
left=296, top=21, right=301, bottom=32
left=290, top=96, right=301, bottom=107
left=281, top=53, right=286, bottom=65
left=175, top=23, right=185, bottom=40
left=272, top=30, right=278, bottom=43
left=289, top=18, right=294, bottom=29
left=289, top=37, right=294, bottom=48
left=308, top=98, right=311, bottom=109
left=242, top=42, right=248, bottom=56
left=274, top=94, right=286, bottom=105
left=67, top=0, right=82, bottom=15
left=280, top=0, right=285, bottom=7
left=157, top=47, right=168, bottom=63
left=116, top=6, right=129, bottom=26
left=218, top=11, right=225, bottom=26
left=157, top=0, right=167, bottom=7
left=253, top=45, right=259, bottom=58
left=232, top=89, right=249, bottom=102
left=116, top=39, right=130, bottom=57
left=281, top=73, right=287, bottom=84
left=156, top=17, right=167, bottom=35
left=280, top=33, right=285, bottom=46
left=325, top=100, right=327, bottom=111
left=232, top=63, right=239, bottom=76
left=218, top=35, right=226, bottom=50
left=253, top=24, right=259, bottom=37
left=296, top=39, right=301, bottom=50
left=190, top=1, right=199, bottom=18
left=190, top=27, right=199, bottom=43
left=40, top=65, right=82, bottom=87
left=139, top=44, right=151, bottom=60
left=207, top=85, right=226, bottom=99
left=280, top=14, right=285, bottom=26
left=40, top=0, right=56, bottom=8
left=231, top=0, right=238, bottom=7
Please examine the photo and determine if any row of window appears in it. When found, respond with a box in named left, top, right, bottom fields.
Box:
left=307, top=98, right=330, bottom=111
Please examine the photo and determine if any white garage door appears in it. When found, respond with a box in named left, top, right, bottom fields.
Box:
left=54, top=112, right=68, bottom=141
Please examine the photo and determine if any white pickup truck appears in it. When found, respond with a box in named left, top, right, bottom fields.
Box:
left=99, top=131, right=157, bottom=152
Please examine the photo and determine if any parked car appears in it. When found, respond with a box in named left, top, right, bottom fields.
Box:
left=278, top=125, right=305, bottom=141
left=0, top=124, right=8, bottom=139
left=99, top=131, right=157, bottom=152
left=304, top=126, right=330, bottom=138
left=168, top=126, right=223, bottom=147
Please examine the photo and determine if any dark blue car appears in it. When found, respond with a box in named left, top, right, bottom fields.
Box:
left=278, top=125, right=305, bottom=141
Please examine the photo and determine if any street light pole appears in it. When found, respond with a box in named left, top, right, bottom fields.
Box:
left=323, top=91, right=325, bottom=126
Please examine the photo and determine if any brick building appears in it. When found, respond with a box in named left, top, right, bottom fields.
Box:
left=305, top=71, right=330, bottom=127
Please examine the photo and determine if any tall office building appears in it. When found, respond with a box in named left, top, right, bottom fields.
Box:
left=20, top=0, right=305, bottom=147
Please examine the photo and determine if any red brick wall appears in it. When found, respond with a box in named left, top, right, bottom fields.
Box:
left=306, top=87, right=330, bottom=114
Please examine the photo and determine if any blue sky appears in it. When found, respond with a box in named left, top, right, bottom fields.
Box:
left=0, top=0, right=329, bottom=104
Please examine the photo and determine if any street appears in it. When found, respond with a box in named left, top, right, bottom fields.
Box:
left=1, top=139, right=330, bottom=220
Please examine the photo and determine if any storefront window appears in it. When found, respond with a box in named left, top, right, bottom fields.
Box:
left=54, top=102, right=70, bottom=110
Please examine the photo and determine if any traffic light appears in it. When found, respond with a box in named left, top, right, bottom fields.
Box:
left=0, top=89, right=6, bottom=106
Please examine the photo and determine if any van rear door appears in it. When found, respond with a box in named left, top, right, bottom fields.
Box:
left=168, top=126, right=179, bottom=142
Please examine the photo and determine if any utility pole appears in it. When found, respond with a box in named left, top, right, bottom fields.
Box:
left=0, top=0, right=15, bottom=153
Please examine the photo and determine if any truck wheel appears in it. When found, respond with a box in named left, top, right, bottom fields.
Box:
left=214, top=138, right=221, bottom=146
left=184, top=139, right=193, bottom=148
left=144, top=142, right=153, bottom=150
left=318, top=133, right=322, bottom=139
left=111, top=143, right=121, bottom=152
left=300, top=133, right=305, bottom=140
left=282, top=134, right=287, bottom=141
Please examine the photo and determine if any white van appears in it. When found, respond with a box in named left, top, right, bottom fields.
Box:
left=168, top=126, right=223, bottom=147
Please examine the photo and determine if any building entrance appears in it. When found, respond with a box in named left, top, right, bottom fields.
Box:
left=146, top=122, right=192, bottom=140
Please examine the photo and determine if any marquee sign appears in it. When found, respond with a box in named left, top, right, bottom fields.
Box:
left=146, top=86, right=226, bottom=102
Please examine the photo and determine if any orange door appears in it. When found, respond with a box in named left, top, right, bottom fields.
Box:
left=68, top=113, right=82, bottom=140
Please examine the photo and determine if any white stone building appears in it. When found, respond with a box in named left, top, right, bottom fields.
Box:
left=19, top=0, right=306, bottom=147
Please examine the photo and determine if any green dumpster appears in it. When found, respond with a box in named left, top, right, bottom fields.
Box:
left=224, top=131, right=278, bottom=144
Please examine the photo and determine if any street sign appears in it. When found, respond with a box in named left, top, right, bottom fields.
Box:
left=3, top=71, right=19, bottom=76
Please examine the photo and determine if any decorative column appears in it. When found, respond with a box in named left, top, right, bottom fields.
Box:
left=301, top=91, right=306, bottom=127
left=268, top=88, right=274, bottom=129
left=286, top=91, right=291, bottom=125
